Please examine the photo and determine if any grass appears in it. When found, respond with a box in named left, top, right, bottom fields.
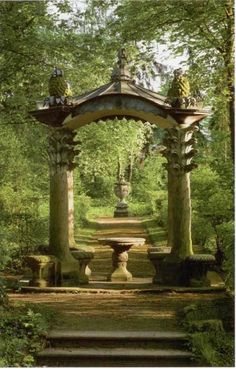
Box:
left=87, top=205, right=114, bottom=219
left=180, top=297, right=234, bottom=366
left=142, top=218, right=167, bottom=246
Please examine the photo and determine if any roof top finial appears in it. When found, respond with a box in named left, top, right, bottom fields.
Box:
left=111, top=48, right=132, bottom=82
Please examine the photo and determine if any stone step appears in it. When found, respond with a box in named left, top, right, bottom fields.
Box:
left=37, top=347, right=193, bottom=367
left=46, top=330, right=188, bottom=349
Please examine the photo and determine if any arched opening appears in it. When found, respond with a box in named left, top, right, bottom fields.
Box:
left=29, top=50, right=209, bottom=287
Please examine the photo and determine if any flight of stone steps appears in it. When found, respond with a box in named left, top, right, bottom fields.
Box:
left=37, top=330, right=194, bottom=367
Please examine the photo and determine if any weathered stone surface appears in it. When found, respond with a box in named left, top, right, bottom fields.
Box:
left=114, top=181, right=131, bottom=218
left=99, top=238, right=145, bottom=282
left=183, top=254, right=216, bottom=287
left=47, top=129, right=80, bottom=280
left=162, top=125, right=199, bottom=261
left=24, top=255, right=60, bottom=287
left=71, top=247, right=95, bottom=284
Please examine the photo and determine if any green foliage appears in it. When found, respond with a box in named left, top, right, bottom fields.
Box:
left=76, top=119, right=153, bottom=198
left=181, top=299, right=234, bottom=366
left=0, top=278, right=9, bottom=310
left=0, top=304, right=55, bottom=367
left=191, top=164, right=233, bottom=274
left=143, top=218, right=167, bottom=246
left=74, top=194, right=92, bottom=229
left=129, top=203, right=154, bottom=216
left=186, top=319, right=224, bottom=333
left=87, top=204, right=114, bottom=219
left=216, top=221, right=234, bottom=289
left=190, top=331, right=234, bottom=367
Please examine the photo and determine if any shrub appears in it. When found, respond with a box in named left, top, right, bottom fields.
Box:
left=0, top=304, right=55, bottom=367
left=74, top=194, right=91, bottom=227
left=181, top=299, right=234, bottom=366
left=190, top=331, right=234, bottom=367
left=216, top=221, right=234, bottom=289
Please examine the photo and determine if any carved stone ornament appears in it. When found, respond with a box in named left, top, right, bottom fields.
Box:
left=111, top=48, right=133, bottom=82
left=162, top=125, right=199, bottom=175
left=48, top=129, right=80, bottom=173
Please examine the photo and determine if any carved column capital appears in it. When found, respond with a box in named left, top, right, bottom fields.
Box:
left=48, top=128, right=80, bottom=173
left=162, top=125, right=199, bottom=175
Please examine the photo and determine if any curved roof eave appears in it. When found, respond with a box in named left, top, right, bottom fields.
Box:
left=71, top=80, right=168, bottom=108
left=63, top=93, right=177, bottom=130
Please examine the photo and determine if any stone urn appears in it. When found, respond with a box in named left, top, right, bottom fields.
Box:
left=114, top=180, right=131, bottom=217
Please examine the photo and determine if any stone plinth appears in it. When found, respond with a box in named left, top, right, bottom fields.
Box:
left=98, top=237, right=145, bottom=282
left=147, top=247, right=170, bottom=284
left=70, top=247, right=95, bottom=284
left=114, top=202, right=129, bottom=217
left=24, top=255, right=60, bottom=287
left=183, top=254, right=216, bottom=287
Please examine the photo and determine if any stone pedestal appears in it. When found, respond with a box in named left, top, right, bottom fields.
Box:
left=110, top=249, right=132, bottom=281
left=71, top=248, right=95, bottom=284
left=114, top=202, right=129, bottom=217
left=99, top=237, right=145, bottom=282
left=147, top=247, right=170, bottom=284
left=24, top=255, right=60, bottom=287
left=183, top=254, right=216, bottom=287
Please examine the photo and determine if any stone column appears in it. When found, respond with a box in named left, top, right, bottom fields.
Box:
left=163, top=124, right=198, bottom=260
left=48, top=128, right=79, bottom=276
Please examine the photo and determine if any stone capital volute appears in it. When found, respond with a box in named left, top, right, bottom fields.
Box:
left=47, top=128, right=80, bottom=173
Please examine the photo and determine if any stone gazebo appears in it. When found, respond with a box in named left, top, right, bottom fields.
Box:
left=30, top=49, right=210, bottom=287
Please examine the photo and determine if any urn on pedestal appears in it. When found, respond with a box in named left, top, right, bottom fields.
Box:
left=114, top=179, right=131, bottom=217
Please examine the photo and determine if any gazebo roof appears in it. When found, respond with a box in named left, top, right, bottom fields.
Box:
left=30, top=49, right=209, bottom=130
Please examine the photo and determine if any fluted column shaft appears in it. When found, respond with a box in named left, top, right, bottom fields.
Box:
left=163, top=125, right=198, bottom=259
left=48, top=129, right=79, bottom=266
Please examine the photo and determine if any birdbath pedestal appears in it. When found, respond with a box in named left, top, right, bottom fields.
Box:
left=98, top=237, right=145, bottom=282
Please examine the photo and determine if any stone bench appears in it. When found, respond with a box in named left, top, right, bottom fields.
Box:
left=148, top=248, right=216, bottom=287
left=183, top=254, right=216, bottom=287
left=70, top=247, right=95, bottom=284
left=25, top=247, right=95, bottom=287
left=24, top=255, right=60, bottom=287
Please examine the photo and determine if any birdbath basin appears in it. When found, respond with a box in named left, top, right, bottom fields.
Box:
left=98, top=237, right=145, bottom=282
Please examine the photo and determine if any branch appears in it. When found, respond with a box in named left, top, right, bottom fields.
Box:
left=182, top=4, right=224, bottom=53
left=2, top=48, right=54, bottom=68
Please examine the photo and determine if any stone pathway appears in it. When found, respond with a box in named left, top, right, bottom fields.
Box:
left=83, top=216, right=157, bottom=280
left=9, top=290, right=227, bottom=332
left=8, top=216, right=228, bottom=367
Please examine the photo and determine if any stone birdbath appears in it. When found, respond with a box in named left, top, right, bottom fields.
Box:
left=98, top=237, right=145, bottom=282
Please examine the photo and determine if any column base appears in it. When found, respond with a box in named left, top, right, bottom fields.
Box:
left=108, top=267, right=133, bottom=282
